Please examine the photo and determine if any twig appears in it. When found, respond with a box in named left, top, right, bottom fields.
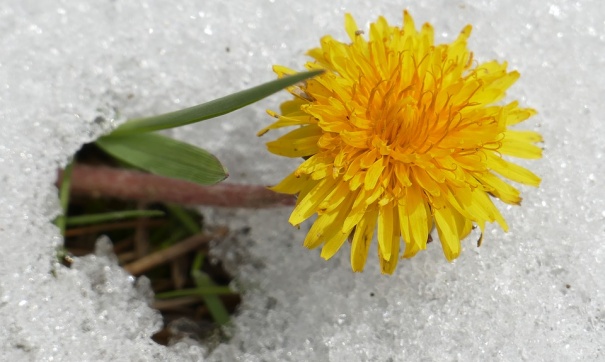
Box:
left=117, top=251, right=137, bottom=264
left=57, top=164, right=296, bottom=208
left=64, top=218, right=167, bottom=237
left=124, top=227, right=228, bottom=276
left=171, top=257, right=189, bottom=290
left=153, top=296, right=201, bottom=311
left=134, top=201, right=150, bottom=258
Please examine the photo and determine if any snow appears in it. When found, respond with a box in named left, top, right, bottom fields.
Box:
left=0, top=0, right=603, bottom=361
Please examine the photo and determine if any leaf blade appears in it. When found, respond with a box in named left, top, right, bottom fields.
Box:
left=96, top=133, right=228, bottom=185
left=111, top=70, right=323, bottom=135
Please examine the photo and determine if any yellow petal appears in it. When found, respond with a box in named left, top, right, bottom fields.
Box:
left=499, top=130, right=543, bottom=159
left=350, top=207, right=378, bottom=272
left=399, top=185, right=431, bottom=258
left=320, top=195, right=356, bottom=259
left=304, top=211, right=339, bottom=249
left=377, top=203, right=395, bottom=261
left=434, top=206, right=461, bottom=261
left=257, top=109, right=316, bottom=136
left=269, top=172, right=309, bottom=194
left=343, top=189, right=369, bottom=233
left=266, top=125, right=321, bottom=157
left=378, top=207, right=401, bottom=274
left=471, top=188, right=509, bottom=232
left=412, top=167, right=441, bottom=196
left=320, top=230, right=350, bottom=260
left=364, top=157, right=385, bottom=190
left=505, top=106, right=537, bottom=126
left=272, top=65, right=297, bottom=77
left=289, top=177, right=338, bottom=225
left=320, top=180, right=353, bottom=213
left=487, top=153, right=541, bottom=186
left=344, top=13, right=359, bottom=42
left=477, top=172, right=522, bottom=205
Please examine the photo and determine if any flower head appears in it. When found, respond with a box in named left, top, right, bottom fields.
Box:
left=260, top=11, right=542, bottom=274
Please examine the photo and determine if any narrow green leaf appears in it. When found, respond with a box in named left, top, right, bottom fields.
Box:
left=96, top=132, right=228, bottom=185
left=65, top=210, right=165, bottom=226
left=110, top=70, right=324, bottom=135
left=191, top=251, right=205, bottom=272
left=158, top=229, right=188, bottom=249
left=55, top=159, right=74, bottom=236
left=167, top=204, right=200, bottom=234
left=155, top=286, right=234, bottom=299
left=192, top=270, right=230, bottom=325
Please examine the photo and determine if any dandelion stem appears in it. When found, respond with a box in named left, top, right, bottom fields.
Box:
left=57, top=164, right=296, bottom=208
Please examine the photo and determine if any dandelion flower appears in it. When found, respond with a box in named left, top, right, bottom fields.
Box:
left=259, top=11, right=542, bottom=274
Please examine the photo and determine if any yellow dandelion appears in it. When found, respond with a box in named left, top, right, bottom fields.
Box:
left=259, top=11, right=542, bottom=274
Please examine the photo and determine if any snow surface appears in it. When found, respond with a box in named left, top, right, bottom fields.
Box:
left=1, top=0, right=604, bottom=361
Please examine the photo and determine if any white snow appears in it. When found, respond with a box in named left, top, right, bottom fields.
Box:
left=1, top=0, right=603, bottom=361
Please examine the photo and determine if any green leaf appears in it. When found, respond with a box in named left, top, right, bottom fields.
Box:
left=65, top=210, right=165, bottom=226
left=166, top=204, right=201, bottom=234
left=96, top=132, right=228, bottom=185
left=110, top=69, right=323, bottom=135
left=154, top=286, right=234, bottom=299
left=192, top=270, right=230, bottom=325
left=55, top=159, right=74, bottom=236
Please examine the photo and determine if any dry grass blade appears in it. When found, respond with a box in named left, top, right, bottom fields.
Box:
left=64, top=218, right=167, bottom=238
left=124, top=227, right=228, bottom=276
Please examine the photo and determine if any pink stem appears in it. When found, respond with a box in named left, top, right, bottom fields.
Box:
left=58, top=164, right=296, bottom=208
